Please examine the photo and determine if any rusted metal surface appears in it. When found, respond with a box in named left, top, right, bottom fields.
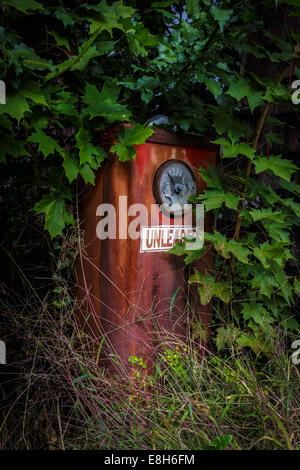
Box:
left=75, top=128, right=216, bottom=373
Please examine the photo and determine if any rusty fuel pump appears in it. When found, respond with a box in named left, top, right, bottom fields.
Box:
left=75, top=126, right=216, bottom=373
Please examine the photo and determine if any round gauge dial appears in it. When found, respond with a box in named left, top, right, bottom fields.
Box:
left=153, top=160, right=197, bottom=217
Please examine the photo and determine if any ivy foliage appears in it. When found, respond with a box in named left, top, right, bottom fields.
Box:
left=1, top=0, right=300, bottom=345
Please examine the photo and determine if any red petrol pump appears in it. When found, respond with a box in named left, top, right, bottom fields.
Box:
left=75, top=127, right=216, bottom=373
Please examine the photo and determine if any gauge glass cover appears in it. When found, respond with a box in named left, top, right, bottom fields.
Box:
left=153, top=160, right=197, bottom=216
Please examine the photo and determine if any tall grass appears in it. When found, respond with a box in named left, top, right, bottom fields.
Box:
left=1, top=295, right=299, bottom=449
left=0, top=236, right=299, bottom=450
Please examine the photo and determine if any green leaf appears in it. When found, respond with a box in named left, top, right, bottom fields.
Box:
left=55, top=10, right=75, bottom=26
left=249, top=208, right=286, bottom=223
left=205, top=230, right=228, bottom=252
left=43, top=25, right=108, bottom=83
left=251, top=268, right=274, bottom=298
left=234, top=42, right=266, bottom=59
left=87, top=0, right=135, bottom=36
left=0, top=92, right=31, bottom=121
left=226, top=77, right=264, bottom=113
left=79, top=164, right=95, bottom=185
left=236, top=331, right=272, bottom=357
left=226, top=239, right=251, bottom=264
left=110, top=143, right=136, bottom=161
left=263, top=82, right=290, bottom=102
left=211, top=6, right=233, bottom=32
left=213, top=109, right=251, bottom=141
left=281, top=317, right=299, bottom=332
left=0, top=116, right=13, bottom=132
left=294, top=277, right=300, bottom=295
left=48, top=30, right=70, bottom=50
left=248, top=90, right=265, bottom=113
left=95, top=41, right=115, bottom=55
left=169, top=242, right=186, bottom=257
left=28, top=130, right=62, bottom=157
left=82, top=82, right=131, bottom=121
left=20, top=82, right=47, bottom=106
left=23, top=58, right=55, bottom=71
left=248, top=179, right=280, bottom=206
left=184, top=248, right=207, bottom=265
left=7, top=43, right=54, bottom=75
left=241, top=303, right=273, bottom=327
left=281, top=198, right=300, bottom=218
left=117, top=123, right=154, bottom=146
left=197, top=190, right=240, bottom=211
left=75, top=126, right=107, bottom=166
left=253, top=155, right=298, bottom=181
left=264, top=131, right=284, bottom=146
left=71, top=45, right=101, bottom=71
left=263, top=221, right=291, bottom=243
left=280, top=179, right=300, bottom=195
left=205, top=231, right=251, bottom=264
left=110, top=124, right=154, bottom=161
left=0, top=133, right=29, bottom=163
left=265, top=115, right=285, bottom=127
left=3, top=0, right=45, bottom=13
left=273, top=264, right=293, bottom=304
left=199, top=166, right=223, bottom=190
left=32, top=193, right=72, bottom=238
left=189, top=270, right=231, bottom=305
left=53, top=90, right=77, bottom=116
left=214, top=138, right=256, bottom=159
left=253, top=241, right=290, bottom=269
left=63, top=153, right=79, bottom=183
left=207, top=79, right=222, bottom=98
left=187, top=0, right=201, bottom=20
left=127, top=23, right=158, bottom=57
left=226, top=78, right=253, bottom=102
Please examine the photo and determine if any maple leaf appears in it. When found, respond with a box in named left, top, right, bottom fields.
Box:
left=28, top=130, right=63, bottom=157
left=87, top=0, right=135, bottom=36
left=197, top=190, right=240, bottom=211
left=110, top=124, right=154, bottom=161
left=75, top=126, right=107, bottom=165
left=0, top=93, right=31, bottom=121
left=253, top=155, right=298, bottom=182
left=82, top=82, right=131, bottom=121
left=189, top=270, right=231, bottom=305
left=241, top=303, right=274, bottom=327
left=32, top=193, right=74, bottom=238
left=226, top=77, right=264, bottom=112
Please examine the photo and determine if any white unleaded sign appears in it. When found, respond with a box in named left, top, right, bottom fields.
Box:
left=140, top=225, right=201, bottom=253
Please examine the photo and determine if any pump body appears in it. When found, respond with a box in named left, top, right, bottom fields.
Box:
left=76, top=129, right=216, bottom=372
